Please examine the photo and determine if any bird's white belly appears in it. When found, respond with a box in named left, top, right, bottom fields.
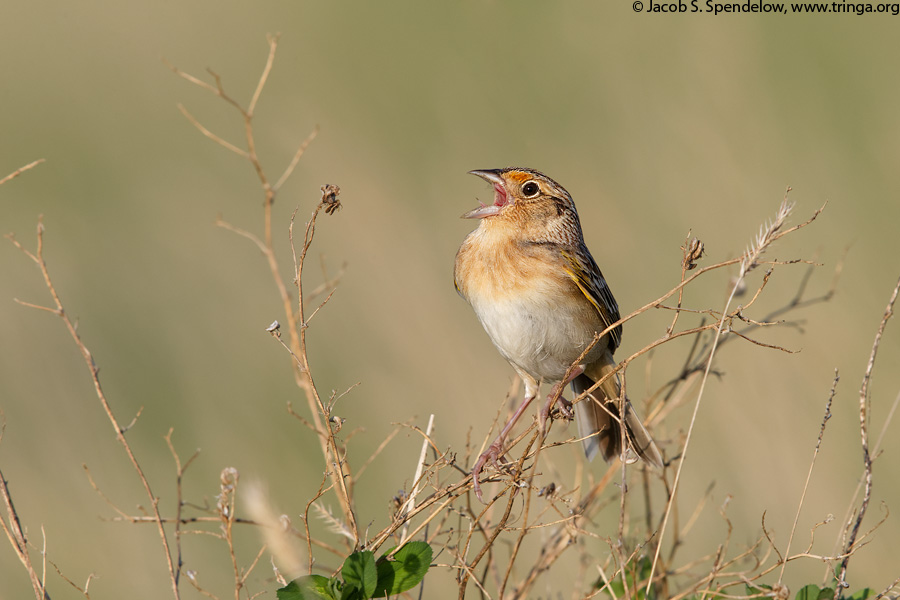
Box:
left=470, top=293, right=600, bottom=382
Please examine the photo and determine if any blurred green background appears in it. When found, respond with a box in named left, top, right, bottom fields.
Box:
left=2, top=1, right=899, bottom=597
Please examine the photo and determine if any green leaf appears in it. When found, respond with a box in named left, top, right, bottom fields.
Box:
left=598, top=558, right=653, bottom=600
left=607, top=579, right=626, bottom=597
left=795, top=584, right=835, bottom=600
left=278, top=575, right=337, bottom=600
left=339, top=583, right=360, bottom=600
left=745, top=584, right=772, bottom=598
left=372, top=541, right=433, bottom=597
left=329, top=578, right=344, bottom=600
left=848, top=589, right=873, bottom=600
left=342, top=551, right=378, bottom=599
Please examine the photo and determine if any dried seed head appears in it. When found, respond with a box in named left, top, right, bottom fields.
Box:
left=329, top=414, right=345, bottom=433
left=682, top=237, right=704, bottom=271
left=740, top=191, right=794, bottom=278
left=220, top=467, right=239, bottom=488
left=216, top=467, right=239, bottom=519
left=320, top=184, right=342, bottom=215
left=771, top=583, right=790, bottom=600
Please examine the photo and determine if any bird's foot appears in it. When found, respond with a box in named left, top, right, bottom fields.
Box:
left=538, top=393, right=574, bottom=431
left=472, top=439, right=507, bottom=502
left=554, top=396, right=575, bottom=421
left=538, top=366, right=584, bottom=430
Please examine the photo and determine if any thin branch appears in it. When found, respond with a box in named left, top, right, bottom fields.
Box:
left=7, top=219, right=180, bottom=599
left=0, top=159, right=45, bottom=187
left=835, top=275, right=900, bottom=593
left=399, top=414, right=436, bottom=545
left=777, top=371, right=838, bottom=584
left=648, top=191, right=799, bottom=597
left=248, top=33, right=280, bottom=116
left=0, top=467, right=49, bottom=599
left=176, top=104, right=248, bottom=158
left=274, top=125, right=319, bottom=192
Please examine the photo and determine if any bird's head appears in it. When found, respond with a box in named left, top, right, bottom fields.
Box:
left=463, top=168, right=581, bottom=239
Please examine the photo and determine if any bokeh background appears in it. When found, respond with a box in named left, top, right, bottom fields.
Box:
left=2, top=1, right=899, bottom=598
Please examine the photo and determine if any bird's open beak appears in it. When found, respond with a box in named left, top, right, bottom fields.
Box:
left=462, top=169, right=508, bottom=219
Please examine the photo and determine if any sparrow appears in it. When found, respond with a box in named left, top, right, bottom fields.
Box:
left=454, top=168, right=663, bottom=500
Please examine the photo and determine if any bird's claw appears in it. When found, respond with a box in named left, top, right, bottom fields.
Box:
left=472, top=440, right=507, bottom=502
left=555, top=397, right=575, bottom=420
left=538, top=395, right=574, bottom=431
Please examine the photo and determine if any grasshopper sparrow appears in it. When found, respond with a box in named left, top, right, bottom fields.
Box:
left=454, top=168, right=663, bottom=500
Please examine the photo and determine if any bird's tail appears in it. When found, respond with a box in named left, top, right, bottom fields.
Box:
left=572, top=352, right=663, bottom=468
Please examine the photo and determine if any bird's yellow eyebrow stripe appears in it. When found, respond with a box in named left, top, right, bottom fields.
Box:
left=505, top=171, right=533, bottom=184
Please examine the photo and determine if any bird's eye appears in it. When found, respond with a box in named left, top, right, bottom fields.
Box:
left=521, top=181, right=540, bottom=197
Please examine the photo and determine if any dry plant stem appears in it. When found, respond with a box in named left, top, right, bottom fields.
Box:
left=0, top=468, right=49, bottom=599
left=499, top=434, right=545, bottom=598
left=290, top=206, right=358, bottom=543
left=217, top=468, right=247, bottom=600
left=0, top=159, right=45, bottom=186
left=368, top=472, right=472, bottom=552
left=304, top=473, right=334, bottom=573
left=666, top=233, right=697, bottom=336
left=874, top=576, right=900, bottom=600
left=40, top=527, right=48, bottom=598
left=832, top=387, right=900, bottom=574
left=647, top=191, right=798, bottom=598
left=45, top=554, right=94, bottom=598
left=165, top=429, right=201, bottom=590
left=7, top=220, right=180, bottom=599
left=169, top=37, right=357, bottom=539
left=1, top=411, right=50, bottom=599
left=458, top=433, right=540, bottom=599
left=617, top=426, right=629, bottom=543
left=399, top=414, right=436, bottom=545
left=355, top=420, right=410, bottom=480
left=835, top=275, right=900, bottom=594
left=511, top=463, right=620, bottom=598
left=776, top=371, right=838, bottom=585
left=653, top=258, right=840, bottom=429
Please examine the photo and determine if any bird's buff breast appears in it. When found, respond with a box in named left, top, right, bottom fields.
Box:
left=455, top=230, right=604, bottom=381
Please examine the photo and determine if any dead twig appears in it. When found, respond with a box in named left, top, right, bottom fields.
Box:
left=835, top=275, right=900, bottom=594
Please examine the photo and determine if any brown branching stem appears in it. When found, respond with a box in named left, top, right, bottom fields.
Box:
left=6, top=219, right=180, bottom=599
left=0, top=466, right=49, bottom=599
left=168, top=36, right=356, bottom=545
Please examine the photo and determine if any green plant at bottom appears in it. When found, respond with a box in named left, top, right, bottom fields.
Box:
left=597, top=557, right=875, bottom=600
left=277, top=541, right=433, bottom=600
left=754, top=583, right=872, bottom=600
left=598, top=556, right=655, bottom=600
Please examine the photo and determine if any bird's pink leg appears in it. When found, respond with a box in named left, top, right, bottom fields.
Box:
left=472, top=389, right=537, bottom=501
left=538, top=365, right=585, bottom=430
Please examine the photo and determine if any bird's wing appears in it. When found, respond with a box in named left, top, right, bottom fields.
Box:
left=561, top=247, right=623, bottom=351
